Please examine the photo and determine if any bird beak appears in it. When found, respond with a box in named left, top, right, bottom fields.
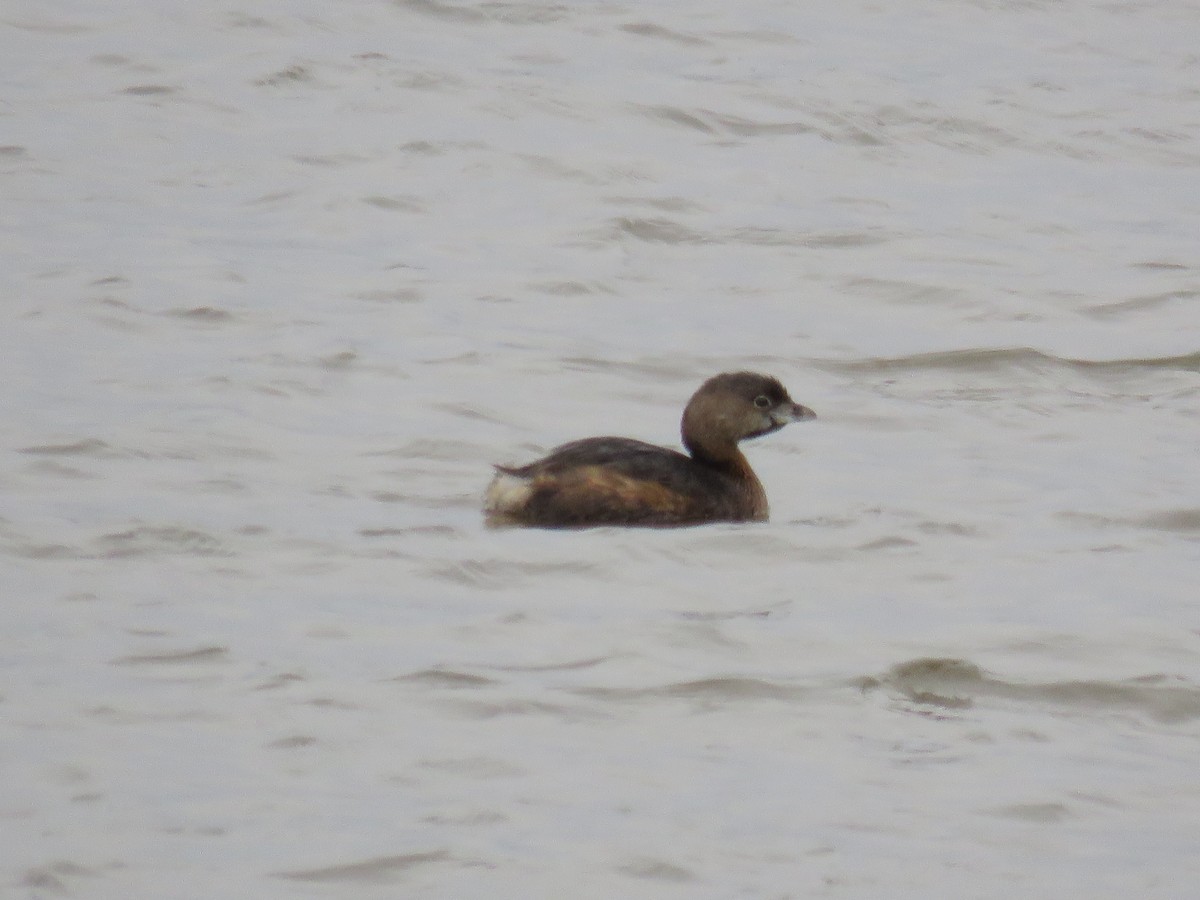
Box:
left=774, top=403, right=816, bottom=426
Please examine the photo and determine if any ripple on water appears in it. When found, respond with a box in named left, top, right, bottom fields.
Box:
left=110, top=645, right=229, bottom=666
left=273, top=850, right=449, bottom=884
left=441, top=697, right=602, bottom=722
left=97, top=526, right=230, bottom=558
left=575, top=676, right=810, bottom=707
left=163, top=306, right=235, bottom=323
left=390, top=668, right=499, bottom=689
left=1060, top=508, right=1200, bottom=537
left=424, top=557, right=605, bottom=589
left=864, top=657, right=1200, bottom=724
left=21, top=862, right=105, bottom=896
left=1136, top=509, right=1200, bottom=534
left=18, top=438, right=116, bottom=457
left=618, top=856, right=696, bottom=883
left=984, top=802, right=1073, bottom=823
left=819, top=347, right=1200, bottom=378
left=1083, top=288, right=1200, bottom=319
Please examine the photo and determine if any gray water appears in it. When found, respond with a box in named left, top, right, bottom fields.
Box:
left=3, top=1, right=1200, bottom=897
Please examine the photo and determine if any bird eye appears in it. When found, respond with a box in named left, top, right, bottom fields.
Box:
left=753, top=395, right=771, bottom=409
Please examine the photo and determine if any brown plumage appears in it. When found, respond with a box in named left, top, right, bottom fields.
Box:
left=484, top=372, right=816, bottom=528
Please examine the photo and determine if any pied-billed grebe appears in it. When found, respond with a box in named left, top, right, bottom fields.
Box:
left=484, top=371, right=815, bottom=528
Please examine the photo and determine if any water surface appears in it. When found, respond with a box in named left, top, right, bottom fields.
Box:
left=3, top=1, right=1199, bottom=897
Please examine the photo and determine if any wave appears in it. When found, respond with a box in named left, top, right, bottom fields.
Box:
left=863, top=657, right=1200, bottom=723
left=816, top=347, right=1200, bottom=377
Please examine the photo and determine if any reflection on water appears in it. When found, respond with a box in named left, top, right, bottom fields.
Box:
left=4, top=0, right=1200, bottom=897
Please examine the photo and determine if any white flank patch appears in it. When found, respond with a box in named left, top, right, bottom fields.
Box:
left=484, top=470, right=533, bottom=513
